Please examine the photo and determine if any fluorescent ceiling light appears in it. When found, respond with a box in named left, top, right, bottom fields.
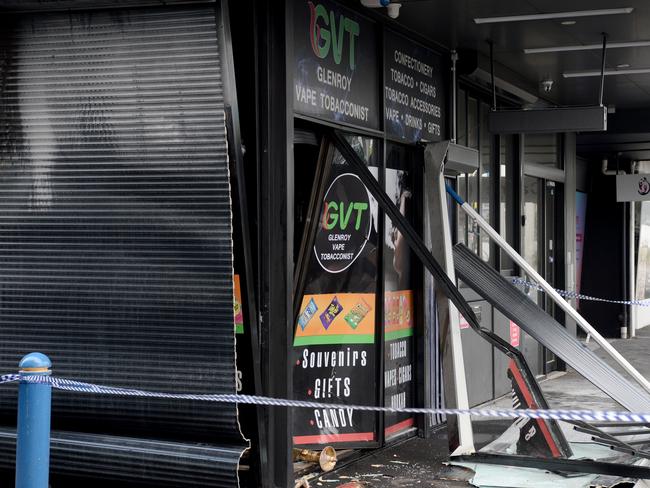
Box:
left=525, top=40, right=650, bottom=54
left=474, top=7, right=633, bottom=24
left=563, top=67, right=650, bottom=78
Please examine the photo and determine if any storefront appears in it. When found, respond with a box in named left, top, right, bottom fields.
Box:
left=0, top=0, right=582, bottom=486
left=288, top=0, right=445, bottom=453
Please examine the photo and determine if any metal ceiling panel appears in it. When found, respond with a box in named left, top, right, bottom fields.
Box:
left=391, top=0, right=650, bottom=109
left=0, top=0, right=213, bottom=11
left=488, top=106, right=607, bottom=133
left=0, top=4, right=246, bottom=486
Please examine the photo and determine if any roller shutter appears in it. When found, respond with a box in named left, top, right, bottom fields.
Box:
left=0, top=3, right=246, bottom=486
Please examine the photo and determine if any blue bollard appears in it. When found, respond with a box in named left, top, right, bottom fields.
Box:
left=15, top=352, right=52, bottom=488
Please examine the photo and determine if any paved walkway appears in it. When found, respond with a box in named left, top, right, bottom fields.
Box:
left=304, top=327, right=650, bottom=487
left=538, top=326, right=650, bottom=412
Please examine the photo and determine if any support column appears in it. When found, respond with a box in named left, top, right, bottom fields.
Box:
left=563, top=133, right=578, bottom=337
left=257, top=0, right=294, bottom=485
left=424, top=142, right=474, bottom=455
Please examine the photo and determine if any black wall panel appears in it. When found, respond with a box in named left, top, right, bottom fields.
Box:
left=581, top=172, right=624, bottom=338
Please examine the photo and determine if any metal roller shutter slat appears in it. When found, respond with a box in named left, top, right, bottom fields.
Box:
left=0, top=5, right=245, bottom=486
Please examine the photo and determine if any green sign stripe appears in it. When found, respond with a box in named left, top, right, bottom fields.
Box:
left=385, top=328, right=414, bottom=341
left=293, top=334, right=375, bottom=346
left=235, top=324, right=244, bottom=335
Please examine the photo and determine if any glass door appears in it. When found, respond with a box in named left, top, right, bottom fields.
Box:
left=522, top=176, right=543, bottom=375
left=543, top=181, right=558, bottom=373
left=292, top=131, right=381, bottom=450
left=522, top=176, right=562, bottom=375
left=292, top=129, right=428, bottom=452
left=383, top=143, right=421, bottom=443
left=636, top=201, right=650, bottom=328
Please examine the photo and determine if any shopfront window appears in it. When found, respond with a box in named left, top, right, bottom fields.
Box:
left=455, top=89, right=467, bottom=245
left=457, top=88, right=467, bottom=147
left=292, top=132, right=428, bottom=448
left=523, top=176, right=542, bottom=275
left=454, top=95, right=493, bottom=260
left=479, top=102, right=492, bottom=263
left=524, top=133, right=562, bottom=169
left=468, top=97, right=478, bottom=150
left=383, top=143, right=420, bottom=440
left=466, top=97, right=479, bottom=253
left=292, top=134, right=381, bottom=449
left=636, top=162, right=650, bottom=307
left=499, top=135, right=516, bottom=273
left=637, top=202, right=650, bottom=301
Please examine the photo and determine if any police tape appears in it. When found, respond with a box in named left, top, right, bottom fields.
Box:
left=511, top=278, right=650, bottom=307
left=2, top=373, right=650, bottom=425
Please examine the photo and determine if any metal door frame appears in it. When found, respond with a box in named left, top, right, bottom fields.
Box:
left=520, top=134, right=566, bottom=376
left=256, top=1, right=294, bottom=486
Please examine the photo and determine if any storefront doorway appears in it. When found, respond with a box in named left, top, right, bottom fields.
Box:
left=288, top=0, right=445, bottom=472
left=522, top=175, right=563, bottom=374
left=291, top=124, right=423, bottom=452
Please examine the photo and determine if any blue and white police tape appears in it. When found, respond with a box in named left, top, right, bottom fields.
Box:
left=3, top=373, right=650, bottom=425
left=512, top=277, right=650, bottom=307
left=0, top=374, right=20, bottom=384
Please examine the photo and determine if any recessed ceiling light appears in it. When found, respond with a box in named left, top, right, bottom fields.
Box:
left=617, top=63, right=631, bottom=69
left=524, top=40, right=650, bottom=54
left=474, top=7, right=633, bottom=24
left=561, top=20, right=577, bottom=25
left=563, top=67, right=650, bottom=78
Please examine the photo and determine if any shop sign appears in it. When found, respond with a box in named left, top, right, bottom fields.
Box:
left=616, top=174, right=650, bottom=201
left=314, top=173, right=372, bottom=273
left=294, top=292, right=376, bottom=346
left=509, top=320, right=520, bottom=347
left=234, top=274, right=244, bottom=334
left=293, top=0, right=379, bottom=129
left=382, top=167, right=415, bottom=436
left=384, top=290, right=414, bottom=436
left=459, top=315, right=470, bottom=330
left=384, top=29, right=445, bottom=143
left=293, top=292, right=377, bottom=446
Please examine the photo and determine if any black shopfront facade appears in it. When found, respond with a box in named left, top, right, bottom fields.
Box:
left=234, top=0, right=573, bottom=484
left=229, top=0, right=451, bottom=486
left=0, top=0, right=450, bottom=485
left=0, top=0, right=558, bottom=486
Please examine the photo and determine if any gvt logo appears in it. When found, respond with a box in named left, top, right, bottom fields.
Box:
left=314, top=173, right=372, bottom=273
left=322, top=201, right=368, bottom=231
left=308, top=1, right=360, bottom=69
